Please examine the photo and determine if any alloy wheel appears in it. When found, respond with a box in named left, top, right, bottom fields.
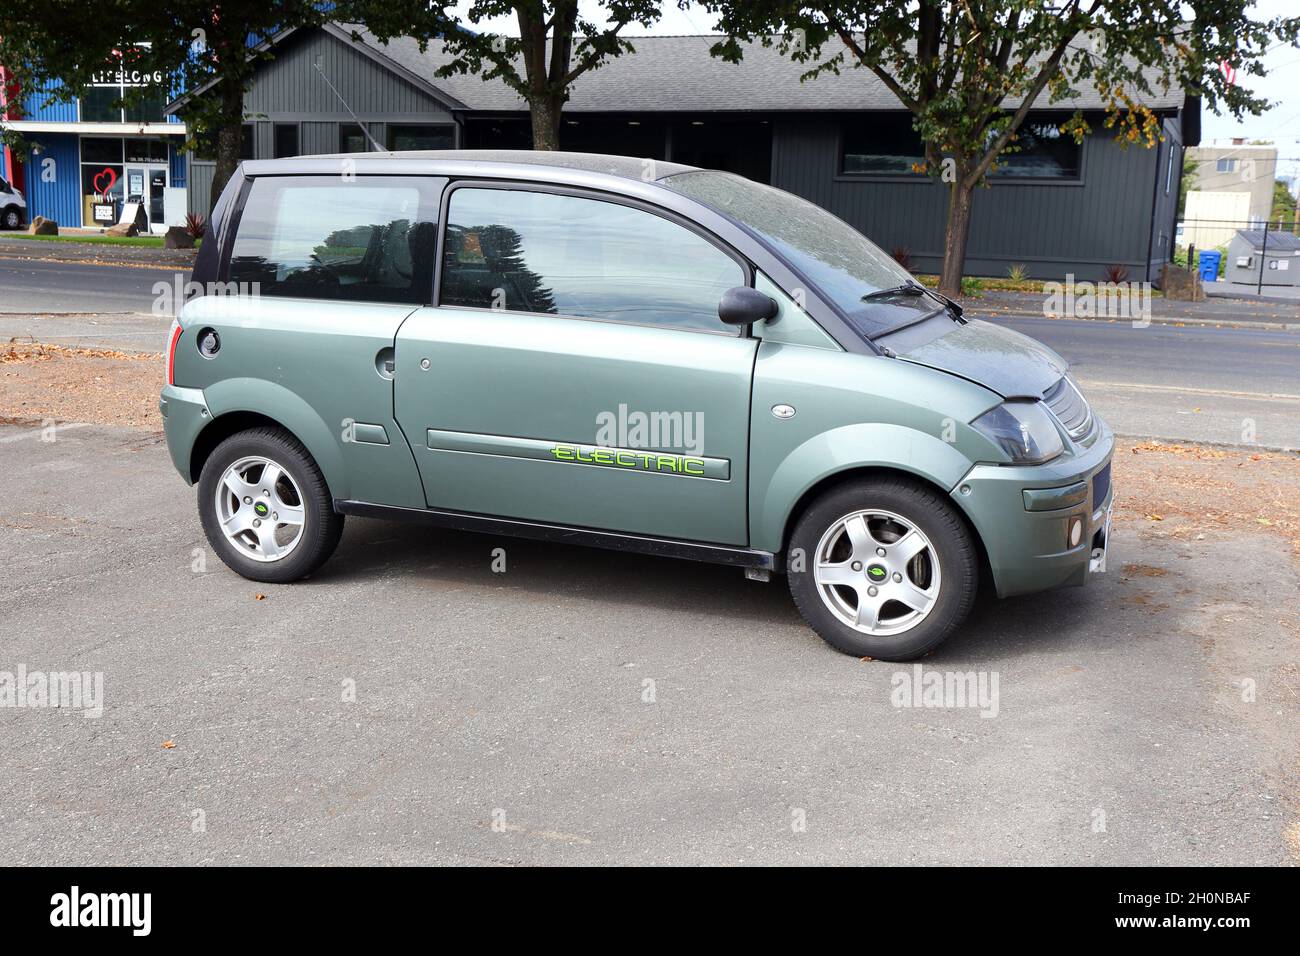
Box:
left=213, top=456, right=306, bottom=562
left=812, top=508, right=941, bottom=636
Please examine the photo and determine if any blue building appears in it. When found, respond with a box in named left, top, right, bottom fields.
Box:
left=0, top=60, right=189, bottom=231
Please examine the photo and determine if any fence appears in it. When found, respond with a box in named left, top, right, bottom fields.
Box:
left=1176, top=216, right=1300, bottom=294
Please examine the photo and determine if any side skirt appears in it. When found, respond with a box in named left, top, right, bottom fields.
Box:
left=334, top=499, right=778, bottom=570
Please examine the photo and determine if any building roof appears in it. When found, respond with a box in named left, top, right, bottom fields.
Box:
left=344, top=26, right=1186, bottom=114
left=247, top=148, right=698, bottom=181
left=1235, top=229, right=1300, bottom=252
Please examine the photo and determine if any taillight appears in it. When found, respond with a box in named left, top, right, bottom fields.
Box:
left=166, top=319, right=182, bottom=385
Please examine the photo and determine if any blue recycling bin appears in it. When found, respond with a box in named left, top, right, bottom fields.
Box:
left=1198, top=250, right=1221, bottom=283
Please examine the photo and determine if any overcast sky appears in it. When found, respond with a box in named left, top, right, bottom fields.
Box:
left=454, top=1, right=1299, bottom=180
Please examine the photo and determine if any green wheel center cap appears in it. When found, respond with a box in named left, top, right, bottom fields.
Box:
left=254, top=501, right=269, bottom=517
left=866, top=564, right=888, bottom=582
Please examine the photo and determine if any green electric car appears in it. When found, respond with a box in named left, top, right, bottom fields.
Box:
left=161, top=150, right=1113, bottom=660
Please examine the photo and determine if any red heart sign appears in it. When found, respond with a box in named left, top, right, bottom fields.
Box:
left=93, top=167, right=117, bottom=196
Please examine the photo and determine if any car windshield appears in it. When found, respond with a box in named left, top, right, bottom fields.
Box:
left=661, top=170, right=940, bottom=337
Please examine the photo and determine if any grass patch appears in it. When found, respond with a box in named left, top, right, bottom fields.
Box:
left=0, top=233, right=198, bottom=249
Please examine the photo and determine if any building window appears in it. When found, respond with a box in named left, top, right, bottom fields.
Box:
left=439, top=187, right=744, bottom=332
left=387, top=125, right=454, bottom=151
left=226, top=175, right=441, bottom=304
left=340, top=123, right=371, bottom=153
left=274, top=124, right=300, bottom=159
left=193, top=124, right=254, bottom=162
left=840, top=115, right=926, bottom=176
left=1216, top=157, right=1237, bottom=173
left=989, top=116, right=1082, bottom=179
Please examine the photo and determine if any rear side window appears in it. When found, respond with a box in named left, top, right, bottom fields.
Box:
left=227, top=176, right=442, bottom=304
left=439, top=187, right=744, bottom=332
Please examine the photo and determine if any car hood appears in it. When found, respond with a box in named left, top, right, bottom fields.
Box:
left=893, top=318, right=1067, bottom=399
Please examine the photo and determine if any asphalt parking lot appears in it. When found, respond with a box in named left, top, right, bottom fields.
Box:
left=1, top=423, right=1296, bottom=865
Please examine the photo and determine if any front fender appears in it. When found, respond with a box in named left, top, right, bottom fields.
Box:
left=752, top=422, right=976, bottom=554
left=201, top=377, right=349, bottom=500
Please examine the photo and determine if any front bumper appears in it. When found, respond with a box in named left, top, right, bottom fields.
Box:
left=159, top=384, right=210, bottom=485
left=952, top=421, right=1115, bottom=598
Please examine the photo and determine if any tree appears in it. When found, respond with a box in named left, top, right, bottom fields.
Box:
left=1271, top=178, right=1297, bottom=232
left=0, top=2, right=327, bottom=212
left=700, top=1, right=1300, bottom=296
left=339, top=1, right=661, bottom=150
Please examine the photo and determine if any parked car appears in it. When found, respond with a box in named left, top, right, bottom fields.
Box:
left=161, top=150, right=1113, bottom=660
left=0, top=175, right=27, bottom=230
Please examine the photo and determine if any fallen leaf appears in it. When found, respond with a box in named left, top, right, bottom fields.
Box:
left=254, top=593, right=266, bottom=601
left=161, top=740, right=176, bottom=749
left=1147, top=514, right=1164, bottom=521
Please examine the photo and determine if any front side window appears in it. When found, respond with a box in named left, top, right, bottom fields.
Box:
left=439, top=188, right=745, bottom=332
left=662, top=170, right=926, bottom=339
left=227, top=176, right=441, bottom=304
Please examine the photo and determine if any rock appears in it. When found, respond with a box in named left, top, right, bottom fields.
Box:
left=29, top=216, right=58, bottom=236
left=105, top=222, right=138, bottom=238
left=163, top=226, right=195, bottom=249
left=1158, top=264, right=1204, bottom=301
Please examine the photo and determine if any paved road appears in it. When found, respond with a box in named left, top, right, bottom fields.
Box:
left=0, top=423, right=1295, bottom=865
left=2, top=256, right=1299, bottom=448
left=0, top=256, right=176, bottom=317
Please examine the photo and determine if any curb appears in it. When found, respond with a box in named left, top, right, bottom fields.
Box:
left=969, top=306, right=1300, bottom=332
left=1114, top=432, right=1299, bottom=455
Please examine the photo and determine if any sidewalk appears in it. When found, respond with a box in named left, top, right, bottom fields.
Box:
left=0, top=234, right=197, bottom=269
left=965, top=289, right=1300, bottom=329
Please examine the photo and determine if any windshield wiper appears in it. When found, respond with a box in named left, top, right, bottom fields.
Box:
left=860, top=282, right=928, bottom=301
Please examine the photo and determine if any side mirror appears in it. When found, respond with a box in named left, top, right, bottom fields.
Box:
left=718, top=286, right=778, bottom=327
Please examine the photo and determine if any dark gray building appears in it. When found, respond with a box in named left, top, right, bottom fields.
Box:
left=170, top=23, right=1194, bottom=282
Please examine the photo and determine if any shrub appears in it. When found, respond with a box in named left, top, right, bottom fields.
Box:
left=1103, top=263, right=1130, bottom=284
left=1006, top=263, right=1028, bottom=282
left=890, top=246, right=913, bottom=272
left=184, top=213, right=206, bottom=240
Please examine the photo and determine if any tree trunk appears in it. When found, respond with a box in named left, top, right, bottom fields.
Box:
left=207, top=78, right=245, bottom=215
left=939, top=170, right=975, bottom=298
left=529, top=94, right=562, bottom=151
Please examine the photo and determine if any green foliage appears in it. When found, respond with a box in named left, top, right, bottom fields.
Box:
left=700, top=1, right=1300, bottom=293
left=337, top=1, right=663, bottom=146
left=1006, top=263, right=1027, bottom=282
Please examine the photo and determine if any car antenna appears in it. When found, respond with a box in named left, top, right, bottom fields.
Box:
left=313, top=57, right=385, bottom=152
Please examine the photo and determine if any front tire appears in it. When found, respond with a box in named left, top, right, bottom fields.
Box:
left=787, top=477, right=978, bottom=660
left=198, top=427, right=344, bottom=583
left=2, top=208, right=21, bottom=230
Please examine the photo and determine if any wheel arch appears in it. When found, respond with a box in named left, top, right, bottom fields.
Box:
left=777, top=465, right=992, bottom=587
left=188, top=378, right=348, bottom=498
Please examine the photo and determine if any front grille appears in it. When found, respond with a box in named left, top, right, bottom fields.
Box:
left=1044, top=376, right=1094, bottom=442
left=1092, top=462, right=1111, bottom=510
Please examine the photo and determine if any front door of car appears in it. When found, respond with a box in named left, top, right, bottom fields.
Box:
left=393, top=185, right=756, bottom=546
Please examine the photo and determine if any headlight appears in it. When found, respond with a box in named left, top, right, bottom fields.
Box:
left=971, top=401, right=1064, bottom=464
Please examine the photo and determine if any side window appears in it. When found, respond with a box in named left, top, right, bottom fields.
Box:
left=439, top=187, right=745, bottom=332
left=227, top=176, right=442, bottom=304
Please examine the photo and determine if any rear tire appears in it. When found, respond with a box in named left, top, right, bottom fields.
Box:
left=198, top=427, right=343, bottom=583
left=787, top=477, right=978, bottom=660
